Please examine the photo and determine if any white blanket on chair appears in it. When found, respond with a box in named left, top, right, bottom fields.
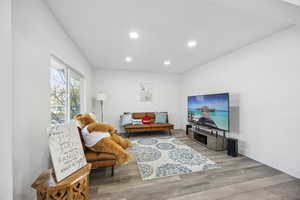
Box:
left=81, top=126, right=110, bottom=147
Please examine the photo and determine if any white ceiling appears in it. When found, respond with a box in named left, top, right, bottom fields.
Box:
left=44, top=0, right=300, bottom=74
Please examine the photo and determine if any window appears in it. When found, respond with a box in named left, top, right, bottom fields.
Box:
left=50, top=56, right=84, bottom=124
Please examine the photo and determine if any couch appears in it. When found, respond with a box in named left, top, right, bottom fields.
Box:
left=77, top=127, right=116, bottom=176
left=123, top=112, right=174, bottom=136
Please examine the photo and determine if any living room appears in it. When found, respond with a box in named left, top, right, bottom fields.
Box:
left=1, top=0, right=300, bottom=199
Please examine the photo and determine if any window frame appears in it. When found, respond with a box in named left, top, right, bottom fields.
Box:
left=50, top=55, right=85, bottom=124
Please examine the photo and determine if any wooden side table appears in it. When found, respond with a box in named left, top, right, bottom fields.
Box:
left=31, top=163, right=92, bottom=200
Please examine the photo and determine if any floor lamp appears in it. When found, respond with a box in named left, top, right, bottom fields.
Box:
left=96, top=92, right=106, bottom=123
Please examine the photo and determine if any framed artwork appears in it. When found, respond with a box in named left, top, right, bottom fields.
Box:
left=48, top=123, right=87, bottom=182
left=139, top=82, right=153, bottom=102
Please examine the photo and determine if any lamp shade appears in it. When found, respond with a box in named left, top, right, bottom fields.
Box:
left=96, top=92, right=107, bottom=101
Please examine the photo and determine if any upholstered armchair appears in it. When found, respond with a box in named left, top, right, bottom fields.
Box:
left=77, top=127, right=116, bottom=176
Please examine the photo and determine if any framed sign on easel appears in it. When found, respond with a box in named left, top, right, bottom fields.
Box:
left=48, top=123, right=87, bottom=182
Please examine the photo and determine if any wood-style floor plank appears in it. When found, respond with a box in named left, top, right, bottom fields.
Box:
left=89, top=130, right=300, bottom=200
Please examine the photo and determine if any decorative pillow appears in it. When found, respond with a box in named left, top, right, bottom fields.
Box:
left=121, top=113, right=132, bottom=126
left=155, top=112, right=167, bottom=123
left=146, top=112, right=156, bottom=123
left=132, top=113, right=145, bottom=119
left=142, top=115, right=152, bottom=124
left=132, top=119, right=143, bottom=125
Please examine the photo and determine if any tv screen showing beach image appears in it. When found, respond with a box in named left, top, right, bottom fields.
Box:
left=188, top=93, right=229, bottom=131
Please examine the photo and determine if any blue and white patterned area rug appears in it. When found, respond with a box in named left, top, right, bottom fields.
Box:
left=129, top=136, right=219, bottom=180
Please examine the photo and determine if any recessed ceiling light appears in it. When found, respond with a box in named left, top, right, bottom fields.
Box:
left=125, top=57, right=132, bottom=62
left=282, top=0, right=300, bottom=6
left=187, top=40, right=197, bottom=48
left=129, top=31, right=139, bottom=39
left=164, top=60, right=171, bottom=66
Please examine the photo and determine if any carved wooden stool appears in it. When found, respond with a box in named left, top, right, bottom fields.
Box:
left=31, top=163, right=91, bottom=200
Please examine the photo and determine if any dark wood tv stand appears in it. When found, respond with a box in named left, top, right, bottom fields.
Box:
left=187, top=124, right=227, bottom=151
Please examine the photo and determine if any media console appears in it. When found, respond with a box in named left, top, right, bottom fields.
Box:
left=187, top=124, right=227, bottom=151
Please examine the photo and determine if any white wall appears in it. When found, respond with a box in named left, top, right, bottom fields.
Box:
left=12, top=0, right=93, bottom=199
left=93, top=69, right=181, bottom=131
left=0, top=0, right=13, bottom=199
left=181, top=26, right=300, bottom=178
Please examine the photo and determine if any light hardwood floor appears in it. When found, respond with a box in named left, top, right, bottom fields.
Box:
left=89, top=130, right=300, bottom=200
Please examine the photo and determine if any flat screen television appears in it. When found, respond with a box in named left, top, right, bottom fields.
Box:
left=188, top=93, right=229, bottom=131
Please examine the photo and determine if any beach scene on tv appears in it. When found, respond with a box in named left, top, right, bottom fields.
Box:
left=188, top=93, right=229, bottom=131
